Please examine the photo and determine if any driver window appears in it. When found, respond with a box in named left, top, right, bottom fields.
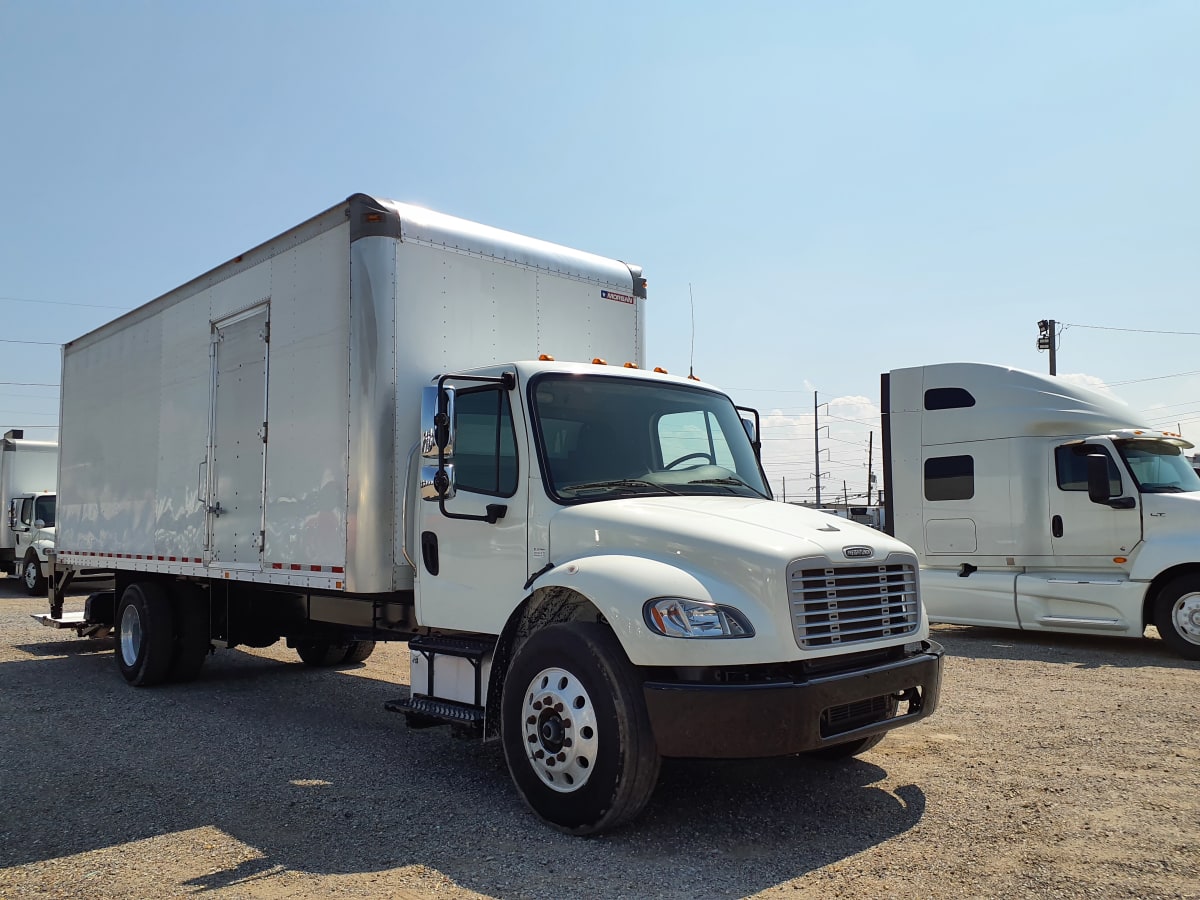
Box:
left=657, top=410, right=735, bottom=468
left=1055, top=444, right=1122, bottom=495
left=453, top=386, right=518, bottom=497
left=19, top=498, right=33, bottom=527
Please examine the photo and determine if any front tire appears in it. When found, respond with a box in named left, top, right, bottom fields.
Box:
left=116, top=582, right=176, bottom=686
left=22, top=553, right=45, bottom=596
left=501, top=622, right=660, bottom=835
left=1153, top=575, right=1200, bottom=661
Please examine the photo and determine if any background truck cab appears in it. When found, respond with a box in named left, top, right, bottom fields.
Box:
left=0, top=430, right=57, bottom=594
left=882, top=362, right=1200, bottom=659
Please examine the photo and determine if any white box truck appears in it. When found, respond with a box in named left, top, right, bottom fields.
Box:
left=0, top=429, right=58, bottom=594
left=881, top=362, right=1200, bottom=660
left=45, top=194, right=943, bottom=833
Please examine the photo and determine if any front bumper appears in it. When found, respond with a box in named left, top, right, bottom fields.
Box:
left=642, top=640, right=944, bottom=758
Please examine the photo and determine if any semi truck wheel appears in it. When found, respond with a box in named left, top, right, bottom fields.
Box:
left=500, top=622, right=660, bottom=835
left=295, top=640, right=348, bottom=666
left=116, top=583, right=176, bottom=686
left=342, top=641, right=376, bottom=664
left=170, top=584, right=212, bottom=682
left=1153, top=576, right=1200, bottom=661
left=22, top=552, right=45, bottom=596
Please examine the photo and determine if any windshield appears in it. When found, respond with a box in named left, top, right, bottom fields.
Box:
left=531, top=374, right=771, bottom=502
left=1115, top=440, right=1200, bottom=493
left=34, top=495, right=55, bottom=526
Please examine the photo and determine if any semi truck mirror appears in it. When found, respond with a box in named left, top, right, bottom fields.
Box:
left=420, top=463, right=456, bottom=501
left=420, top=385, right=456, bottom=459
left=1086, top=453, right=1113, bottom=504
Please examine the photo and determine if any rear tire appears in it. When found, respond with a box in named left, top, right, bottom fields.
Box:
left=341, top=641, right=376, bottom=664
left=22, top=553, right=45, bottom=596
left=169, top=584, right=211, bottom=682
left=116, top=582, right=176, bottom=686
left=501, top=622, right=660, bottom=835
left=295, top=640, right=347, bottom=666
left=1153, top=575, right=1200, bottom=661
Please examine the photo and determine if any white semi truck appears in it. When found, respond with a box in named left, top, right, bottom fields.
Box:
left=0, top=430, right=58, bottom=594
left=881, top=362, right=1200, bottom=660
left=43, top=194, right=943, bottom=833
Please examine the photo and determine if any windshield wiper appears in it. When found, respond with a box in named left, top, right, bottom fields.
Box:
left=687, top=476, right=770, bottom=499
left=563, top=479, right=683, bottom=496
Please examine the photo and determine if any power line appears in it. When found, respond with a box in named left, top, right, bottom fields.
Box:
left=0, top=294, right=128, bottom=311
left=1110, top=369, right=1200, bottom=387
left=1063, top=322, right=1200, bottom=337
left=0, top=338, right=61, bottom=346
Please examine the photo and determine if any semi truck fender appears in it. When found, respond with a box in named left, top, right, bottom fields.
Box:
left=1128, top=536, right=1200, bottom=587
left=526, top=554, right=776, bottom=668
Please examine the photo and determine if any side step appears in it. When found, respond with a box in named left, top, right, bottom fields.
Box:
left=31, top=611, right=112, bottom=638
left=385, top=694, right=485, bottom=738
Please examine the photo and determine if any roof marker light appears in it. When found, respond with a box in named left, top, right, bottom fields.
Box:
left=654, top=366, right=668, bottom=374
left=624, top=362, right=638, bottom=369
left=592, top=357, right=607, bottom=365
left=539, top=353, right=555, bottom=361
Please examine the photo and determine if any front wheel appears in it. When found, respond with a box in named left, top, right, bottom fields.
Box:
left=1153, top=575, right=1200, bottom=661
left=22, top=553, right=45, bottom=596
left=501, top=622, right=660, bottom=835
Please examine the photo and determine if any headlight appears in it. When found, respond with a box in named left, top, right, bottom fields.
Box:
left=643, top=598, right=754, bottom=639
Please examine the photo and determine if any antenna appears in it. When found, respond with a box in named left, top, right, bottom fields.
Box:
left=688, top=283, right=696, bottom=379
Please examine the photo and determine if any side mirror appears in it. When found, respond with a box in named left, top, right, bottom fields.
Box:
left=1086, top=453, right=1113, bottom=504
left=741, top=417, right=757, bottom=443
left=34, top=519, right=45, bottom=529
left=419, top=385, right=456, bottom=501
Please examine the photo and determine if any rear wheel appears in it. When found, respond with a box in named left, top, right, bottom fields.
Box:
left=116, top=582, right=176, bottom=686
left=342, top=641, right=376, bottom=664
left=169, top=584, right=211, bottom=682
left=22, top=553, right=45, bottom=596
left=1153, top=575, right=1200, bottom=661
left=295, top=640, right=348, bottom=666
left=501, top=622, right=660, bottom=835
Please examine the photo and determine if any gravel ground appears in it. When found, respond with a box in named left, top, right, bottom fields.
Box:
left=1, top=579, right=1197, bottom=900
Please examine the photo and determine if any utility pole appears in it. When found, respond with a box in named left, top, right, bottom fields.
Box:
left=1037, top=319, right=1057, bottom=375
left=814, top=391, right=823, bottom=507
left=866, top=432, right=874, bottom=505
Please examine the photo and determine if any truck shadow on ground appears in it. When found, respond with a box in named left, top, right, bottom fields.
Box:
left=1, top=634, right=926, bottom=899
left=933, top=624, right=1198, bottom=670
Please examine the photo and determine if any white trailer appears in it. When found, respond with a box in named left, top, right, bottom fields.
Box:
left=0, top=430, right=58, bottom=594
left=48, top=195, right=942, bottom=833
left=881, top=362, right=1200, bottom=659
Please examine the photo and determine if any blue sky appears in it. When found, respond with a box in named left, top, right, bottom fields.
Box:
left=2, top=1, right=1197, bottom=502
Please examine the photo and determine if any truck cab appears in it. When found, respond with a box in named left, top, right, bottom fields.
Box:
left=8, top=491, right=56, bottom=594
left=882, top=362, right=1200, bottom=659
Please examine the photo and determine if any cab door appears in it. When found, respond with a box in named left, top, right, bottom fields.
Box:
left=414, top=380, right=529, bottom=635
left=1048, top=442, right=1142, bottom=561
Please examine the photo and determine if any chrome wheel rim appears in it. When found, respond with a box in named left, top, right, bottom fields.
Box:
left=24, top=561, right=37, bottom=590
left=120, top=602, right=143, bottom=666
left=1171, top=592, right=1200, bottom=645
left=520, top=666, right=599, bottom=793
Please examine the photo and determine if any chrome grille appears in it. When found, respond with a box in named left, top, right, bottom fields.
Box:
left=788, top=558, right=919, bottom=648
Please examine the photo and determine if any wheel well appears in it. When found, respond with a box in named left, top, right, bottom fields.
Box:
left=1142, top=565, right=1200, bottom=627
left=482, top=586, right=607, bottom=740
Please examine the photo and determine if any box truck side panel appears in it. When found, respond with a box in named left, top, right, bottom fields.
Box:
left=263, top=223, right=353, bottom=576
left=60, top=311, right=166, bottom=556
left=154, top=293, right=212, bottom=556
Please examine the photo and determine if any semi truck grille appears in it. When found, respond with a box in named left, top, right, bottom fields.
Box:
left=787, top=558, right=919, bottom=649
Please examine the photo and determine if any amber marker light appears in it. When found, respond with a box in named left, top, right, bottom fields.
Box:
left=623, top=362, right=638, bottom=368
left=1113, top=557, right=1128, bottom=564
left=653, top=366, right=668, bottom=374
left=592, top=357, right=607, bottom=365
left=538, top=353, right=555, bottom=361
